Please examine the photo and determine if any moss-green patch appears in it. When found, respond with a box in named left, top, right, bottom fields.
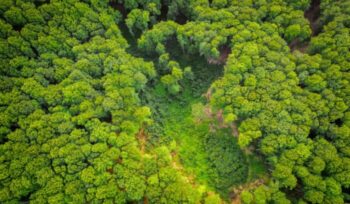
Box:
left=247, top=154, right=268, bottom=181
left=204, top=128, right=248, bottom=197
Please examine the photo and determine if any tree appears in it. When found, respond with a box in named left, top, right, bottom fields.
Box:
left=241, top=190, right=253, bottom=204
left=126, top=9, right=150, bottom=36
left=4, top=6, right=26, bottom=27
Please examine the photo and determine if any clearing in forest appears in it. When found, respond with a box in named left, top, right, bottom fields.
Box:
left=122, top=34, right=268, bottom=199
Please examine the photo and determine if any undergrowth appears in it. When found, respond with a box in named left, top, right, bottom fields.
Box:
left=120, top=25, right=266, bottom=199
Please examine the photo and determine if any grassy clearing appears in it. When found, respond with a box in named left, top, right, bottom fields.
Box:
left=120, top=25, right=267, bottom=199
left=145, top=80, right=250, bottom=199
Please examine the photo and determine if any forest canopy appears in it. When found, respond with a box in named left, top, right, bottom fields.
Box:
left=0, top=0, right=349, bottom=203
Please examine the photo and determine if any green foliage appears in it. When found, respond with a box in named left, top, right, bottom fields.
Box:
left=205, top=129, right=248, bottom=195
left=144, top=146, right=202, bottom=203
left=0, top=1, right=200, bottom=203
left=204, top=193, right=222, bottom=204
left=138, top=21, right=178, bottom=54
left=241, top=190, right=254, bottom=204
left=1, top=0, right=349, bottom=203
left=150, top=86, right=247, bottom=199
left=125, top=9, right=150, bottom=35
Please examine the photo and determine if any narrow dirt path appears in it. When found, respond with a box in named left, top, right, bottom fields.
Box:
left=230, top=178, right=266, bottom=204
left=171, top=151, right=197, bottom=186
left=207, top=45, right=231, bottom=65
left=137, top=127, right=147, bottom=153
left=305, top=0, right=321, bottom=36
left=289, top=0, right=321, bottom=52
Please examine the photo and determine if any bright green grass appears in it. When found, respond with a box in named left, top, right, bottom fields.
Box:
left=162, top=90, right=215, bottom=185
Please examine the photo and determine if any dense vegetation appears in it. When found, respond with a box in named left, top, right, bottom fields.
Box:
left=0, top=0, right=349, bottom=203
